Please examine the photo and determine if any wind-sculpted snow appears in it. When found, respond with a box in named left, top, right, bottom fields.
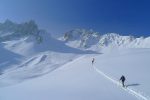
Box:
left=0, top=52, right=84, bottom=87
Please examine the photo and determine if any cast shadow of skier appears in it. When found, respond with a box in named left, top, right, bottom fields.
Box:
left=126, top=83, right=140, bottom=87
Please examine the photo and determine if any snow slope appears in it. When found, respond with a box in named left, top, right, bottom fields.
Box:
left=0, top=21, right=96, bottom=86
left=94, top=48, right=150, bottom=99
left=0, top=34, right=95, bottom=86
left=0, top=48, right=150, bottom=100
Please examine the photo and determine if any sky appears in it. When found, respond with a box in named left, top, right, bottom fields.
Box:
left=0, top=0, right=150, bottom=37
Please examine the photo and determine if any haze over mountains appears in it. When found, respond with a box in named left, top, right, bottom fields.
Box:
left=1, top=20, right=150, bottom=51
left=0, top=20, right=150, bottom=100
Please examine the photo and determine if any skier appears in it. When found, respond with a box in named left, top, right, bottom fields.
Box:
left=92, top=58, right=95, bottom=65
left=120, top=75, right=126, bottom=87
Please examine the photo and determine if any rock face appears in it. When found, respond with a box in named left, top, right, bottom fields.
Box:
left=62, top=29, right=100, bottom=48
left=0, top=20, right=44, bottom=43
left=62, top=29, right=150, bottom=49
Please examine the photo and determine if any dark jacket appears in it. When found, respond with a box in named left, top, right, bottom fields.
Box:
left=120, top=75, right=125, bottom=82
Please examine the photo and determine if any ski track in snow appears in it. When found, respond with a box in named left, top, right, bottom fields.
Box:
left=93, top=65, right=150, bottom=100
left=61, top=55, right=86, bottom=69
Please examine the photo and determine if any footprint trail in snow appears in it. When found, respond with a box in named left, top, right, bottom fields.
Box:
left=93, top=65, right=150, bottom=100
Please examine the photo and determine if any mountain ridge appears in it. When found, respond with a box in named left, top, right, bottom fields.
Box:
left=61, top=29, right=150, bottom=50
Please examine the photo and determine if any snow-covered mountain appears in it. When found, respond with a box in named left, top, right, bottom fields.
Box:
left=61, top=29, right=100, bottom=48
left=0, top=20, right=150, bottom=100
left=0, top=20, right=94, bottom=85
left=0, top=20, right=43, bottom=43
left=61, top=29, right=150, bottom=50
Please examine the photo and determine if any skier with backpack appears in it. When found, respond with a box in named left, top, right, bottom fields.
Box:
left=120, top=75, right=126, bottom=87
left=92, top=58, right=95, bottom=65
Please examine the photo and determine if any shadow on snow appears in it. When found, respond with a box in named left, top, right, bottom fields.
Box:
left=126, top=83, right=140, bottom=87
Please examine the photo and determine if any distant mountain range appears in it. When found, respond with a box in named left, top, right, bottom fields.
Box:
left=61, top=29, right=150, bottom=50
left=0, top=20, right=150, bottom=52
